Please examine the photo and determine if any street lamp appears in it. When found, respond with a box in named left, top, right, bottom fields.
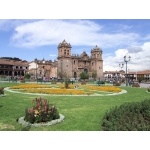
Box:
left=34, top=58, right=38, bottom=82
left=119, top=63, right=124, bottom=70
left=119, top=63, right=124, bottom=81
left=42, top=59, right=45, bottom=77
left=124, top=55, right=131, bottom=86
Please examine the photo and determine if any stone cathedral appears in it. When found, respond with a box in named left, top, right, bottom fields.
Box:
left=57, top=40, right=103, bottom=80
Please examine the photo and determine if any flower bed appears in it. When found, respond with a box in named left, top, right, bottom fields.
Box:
left=10, top=84, right=51, bottom=89
left=9, top=84, right=122, bottom=95
left=83, top=85, right=122, bottom=93
left=18, top=114, right=65, bottom=127
left=23, top=88, right=88, bottom=95
left=17, top=97, right=64, bottom=127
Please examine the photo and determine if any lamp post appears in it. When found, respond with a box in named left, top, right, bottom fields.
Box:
left=124, top=55, right=131, bottom=86
left=119, top=63, right=124, bottom=70
left=42, top=59, right=45, bottom=77
left=119, top=63, right=124, bottom=81
left=34, top=58, right=37, bottom=82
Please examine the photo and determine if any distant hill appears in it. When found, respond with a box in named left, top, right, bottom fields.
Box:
left=0, top=57, right=22, bottom=61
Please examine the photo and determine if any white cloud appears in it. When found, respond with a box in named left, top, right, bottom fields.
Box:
left=103, top=42, right=150, bottom=72
left=0, top=19, right=36, bottom=31
left=127, top=46, right=143, bottom=53
left=10, top=19, right=140, bottom=48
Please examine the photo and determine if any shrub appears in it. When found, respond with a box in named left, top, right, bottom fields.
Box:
left=0, top=87, right=4, bottom=95
left=81, top=80, right=86, bottom=85
left=97, top=80, right=105, bottom=86
left=64, top=78, right=70, bottom=88
left=101, top=99, right=150, bottom=131
left=25, top=74, right=30, bottom=79
left=51, top=80, right=57, bottom=84
left=132, top=82, right=140, bottom=87
left=113, top=81, right=121, bottom=86
left=24, top=97, right=60, bottom=124
left=20, top=79, right=25, bottom=83
left=147, top=87, right=150, bottom=92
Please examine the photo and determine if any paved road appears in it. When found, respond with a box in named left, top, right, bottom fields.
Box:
left=140, top=83, right=150, bottom=88
left=121, top=83, right=150, bottom=88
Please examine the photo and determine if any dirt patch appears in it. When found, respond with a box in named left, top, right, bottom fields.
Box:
left=0, top=123, right=15, bottom=130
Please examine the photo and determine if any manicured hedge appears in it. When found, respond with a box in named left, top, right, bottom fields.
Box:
left=101, top=99, right=150, bottom=131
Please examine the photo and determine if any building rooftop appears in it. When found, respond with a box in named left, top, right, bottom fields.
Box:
left=0, top=58, right=29, bottom=67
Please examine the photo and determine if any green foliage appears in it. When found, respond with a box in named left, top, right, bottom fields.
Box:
left=132, top=82, right=140, bottom=87
left=20, top=77, right=25, bottom=83
left=64, top=78, right=70, bottom=88
left=81, top=80, right=86, bottom=85
left=147, top=87, right=150, bottom=92
left=101, top=99, right=150, bottom=131
left=97, top=80, right=105, bottom=85
left=80, top=72, right=89, bottom=80
left=24, top=97, right=60, bottom=124
left=58, top=71, right=67, bottom=80
left=137, top=76, right=144, bottom=83
left=113, top=81, right=121, bottom=86
left=0, top=87, right=4, bottom=95
left=25, top=73, right=30, bottom=79
left=92, top=71, right=97, bottom=80
left=1, top=82, right=150, bottom=131
left=51, top=80, right=57, bottom=84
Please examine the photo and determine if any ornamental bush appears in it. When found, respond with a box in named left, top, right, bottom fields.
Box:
left=24, top=97, right=60, bottom=124
left=0, top=87, right=4, bottom=95
left=113, top=81, right=121, bottom=86
left=132, top=82, right=140, bottom=87
left=147, top=87, right=150, bottom=92
left=101, top=99, right=150, bottom=131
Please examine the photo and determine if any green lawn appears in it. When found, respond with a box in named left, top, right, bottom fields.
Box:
left=0, top=82, right=149, bottom=131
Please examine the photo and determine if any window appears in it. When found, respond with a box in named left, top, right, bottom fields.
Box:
left=74, top=60, right=75, bottom=65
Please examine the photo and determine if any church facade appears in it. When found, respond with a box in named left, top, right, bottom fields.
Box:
left=57, top=40, right=103, bottom=80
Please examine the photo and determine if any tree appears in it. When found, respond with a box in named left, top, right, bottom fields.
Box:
left=58, top=71, right=67, bottom=81
left=137, top=76, right=144, bottom=83
left=92, top=70, right=97, bottom=80
left=80, top=72, right=89, bottom=80
left=25, top=73, right=30, bottom=79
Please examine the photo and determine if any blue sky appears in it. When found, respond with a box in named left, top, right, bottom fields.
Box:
left=0, top=19, right=150, bottom=71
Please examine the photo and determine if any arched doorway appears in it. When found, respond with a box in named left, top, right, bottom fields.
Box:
left=21, top=71, right=24, bottom=76
left=84, top=68, right=88, bottom=74
left=74, top=72, right=77, bottom=79
left=0, top=71, right=4, bottom=75
left=5, top=71, right=8, bottom=76
left=9, top=71, right=12, bottom=76
left=14, top=71, right=17, bottom=76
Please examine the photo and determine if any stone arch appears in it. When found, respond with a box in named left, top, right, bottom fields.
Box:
left=9, top=71, right=12, bottom=76
left=74, top=72, right=77, bottom=79
left=0, top=71, right=4, bottom=75
left=21, top=71, right=24, bottom=76
left=14, top=71, right=17, bottom=76
left=84, top=68, right=88, bottom=74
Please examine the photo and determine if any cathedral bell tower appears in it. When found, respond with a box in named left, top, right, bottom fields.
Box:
left=90, top=45, right=103, bottom=79
left=57, top=40, right=72, bottom=79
